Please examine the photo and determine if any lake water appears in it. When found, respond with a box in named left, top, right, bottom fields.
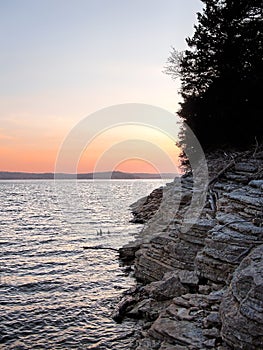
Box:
left=0, top=179, right=167, bottom=349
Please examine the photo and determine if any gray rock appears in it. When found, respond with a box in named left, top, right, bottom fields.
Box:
left=144, top=273, right=188, bottom=301
left=249, top=179, right=263, bottom=189
left=149, top=317, right=205, bottom=348
left=203, top=338, right=216, bottom=348
left=130, top=187, right=163, bottom=223
left=203, top=327, right=220, bottom=338
left=119, top=241, right=141, bottom=262
left=159, top=343, right=186, bottom=350
left=178, top=270, right=199, bottom=287
left=126, top=298, right=160, bottom=321
left=234, top=163, right=258, bottom=173
left=135, top=337, right=161, bottom=350
left=227, top=190, right=263, bottom=209
left=220, top=245, right=263, bottom=349
left=224, top=173, right=249, bottom=183
left=203, top=312, right=221, bottom=328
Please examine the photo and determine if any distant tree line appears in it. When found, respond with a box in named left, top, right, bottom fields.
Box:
left=165, top=0, right=263, bottom=150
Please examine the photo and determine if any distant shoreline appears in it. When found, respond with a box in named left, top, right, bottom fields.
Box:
left=0, top=171, right=177, bottom=180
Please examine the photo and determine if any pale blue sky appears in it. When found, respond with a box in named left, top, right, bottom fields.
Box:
left=0, top=0, right=203, bottom=171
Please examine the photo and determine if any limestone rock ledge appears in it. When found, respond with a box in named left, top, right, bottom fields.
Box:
left=220, top=244, right=263, bottom=349
left=117, top=149, right=263, bottom=350
left=130, top=187, right=163, bottom=224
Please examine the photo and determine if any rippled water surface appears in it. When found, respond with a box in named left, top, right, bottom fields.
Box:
left=0, top=179, right=166, bottom=349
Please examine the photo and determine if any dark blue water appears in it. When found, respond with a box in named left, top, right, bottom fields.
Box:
left=0, top=179, right=166, bottom=349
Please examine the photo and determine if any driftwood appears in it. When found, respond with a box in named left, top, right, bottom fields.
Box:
left=83, top=245, right=118, bottom=252
left=233, top=241, right=263, bottom=263
left=209, top=149, right=254, bottom=187
left=209, top=159, right=236, bottom=187
left=207, top=150, right=253, bottom=214
left=217, top=220, right=251, bottom=232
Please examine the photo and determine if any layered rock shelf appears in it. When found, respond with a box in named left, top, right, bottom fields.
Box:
left=117, top=148, right=263, bottom=350
left=130, top=187, right=163, bottom=224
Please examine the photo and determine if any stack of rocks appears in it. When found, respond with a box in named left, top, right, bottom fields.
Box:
left=117, top=148, right=263, bottom=350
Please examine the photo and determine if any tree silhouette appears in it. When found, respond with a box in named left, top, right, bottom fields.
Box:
left=166, top=0, right=263, bottom=150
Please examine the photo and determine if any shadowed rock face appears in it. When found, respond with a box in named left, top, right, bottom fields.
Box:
left=130, top=187, right=163, bottom=224
left=220, top=244, right=263, bottom=350
left=117, top=148, right=263, bottom=350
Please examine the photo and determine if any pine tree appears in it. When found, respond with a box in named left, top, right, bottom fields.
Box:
left=166, top=0, right=263, bottom=149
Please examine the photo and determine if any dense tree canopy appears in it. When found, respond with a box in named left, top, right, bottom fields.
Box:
left=166, top=0, right=263, bottom=150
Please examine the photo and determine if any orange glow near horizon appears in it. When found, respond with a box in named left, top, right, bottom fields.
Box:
left=0, top=135, right=180, bottom=174
left=77, top=125, right=180, bottom=174
left=0, top=118, right=181, bottom=174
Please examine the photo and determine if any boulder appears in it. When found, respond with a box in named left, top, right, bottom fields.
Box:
left=144, top=272, right=188, bottom=301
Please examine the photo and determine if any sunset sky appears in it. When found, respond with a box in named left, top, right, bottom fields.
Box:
left=0, top=0, right=202, bottom=173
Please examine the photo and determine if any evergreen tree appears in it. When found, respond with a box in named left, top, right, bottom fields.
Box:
left=166, top=0, right=263, bottom=149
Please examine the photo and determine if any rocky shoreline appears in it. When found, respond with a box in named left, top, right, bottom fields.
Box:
left=115, top=148, right=263, bottom=350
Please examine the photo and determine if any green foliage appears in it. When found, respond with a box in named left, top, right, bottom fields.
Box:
left=167, top=0, right=263, bottom=149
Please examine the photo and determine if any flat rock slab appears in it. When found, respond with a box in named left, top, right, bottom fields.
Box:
left=149, top=317, right=205, bottom=348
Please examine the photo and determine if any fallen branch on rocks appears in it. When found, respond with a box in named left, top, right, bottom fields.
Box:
left=83, top=245, right=118, bottom=252
left=207, top=149, right=259, bottom=214
left=209, top=149, right=253, bottom=187
left=232, top=242, right=263, bottom=263
left=209, top=159, right=236, bottom=187
left=217, top=220, right=253, bottom=232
